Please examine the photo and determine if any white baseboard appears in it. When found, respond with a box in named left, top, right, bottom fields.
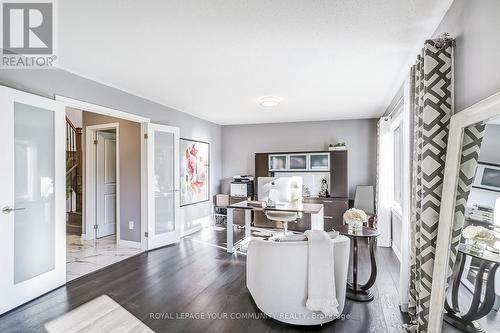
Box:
left=181, top=224, right=203, bottom=238
left=118, top=239, right=142, bottom=249
left=377, top=239, right=392, bottom=248
left=82, top=233, right=95, bottom=241
left=392, top=243, right=401, bottom=262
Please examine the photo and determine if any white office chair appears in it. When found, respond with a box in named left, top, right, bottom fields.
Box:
left=353, top=185, right=375, bottom=225
left=265, top=177, right=303, bottom=236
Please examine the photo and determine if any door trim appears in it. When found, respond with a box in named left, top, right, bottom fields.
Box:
left=140, top=124, right=147, bottom=250
left=58, top=96, right=150, bottom=250
left=85, top=123, right=120, bottom=243
left=56, top=95, right=150, bottom=123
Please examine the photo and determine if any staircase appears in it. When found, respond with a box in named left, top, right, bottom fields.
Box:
left=66, top=117, right=83, bottom=235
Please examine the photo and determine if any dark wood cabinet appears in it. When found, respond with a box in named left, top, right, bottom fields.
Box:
left=330, top=151, right=348, bottom=198
left=254, top=153, right=269, bottom=194
left=303, top=197, right=348, bottom=231
left=254, top=150, right=348, bottom=198
left=252, top=149, right=349, bottom=232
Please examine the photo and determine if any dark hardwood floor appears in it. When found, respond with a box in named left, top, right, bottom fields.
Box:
left=1, top=227, right=408, bottom=332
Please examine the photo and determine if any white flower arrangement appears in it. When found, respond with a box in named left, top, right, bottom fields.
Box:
left=462, top=226, right=495, bottom=245
left=343, top=208, right=367, bottom=225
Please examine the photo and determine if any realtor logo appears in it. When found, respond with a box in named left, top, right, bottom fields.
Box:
left=1, top=1, right=57, bottom=68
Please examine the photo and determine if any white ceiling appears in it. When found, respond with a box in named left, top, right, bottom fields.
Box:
left=58, top=0, right=453, bottom=125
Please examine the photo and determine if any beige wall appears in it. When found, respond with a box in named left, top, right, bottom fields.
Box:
left=82, top=111, right=141, bottom=242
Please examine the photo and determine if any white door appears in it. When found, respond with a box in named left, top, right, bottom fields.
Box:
left=144, top=123, right=180, bottom=250
left=0, top=85, right=65, bottom=315
left=96, top=131, right=116, bottom=238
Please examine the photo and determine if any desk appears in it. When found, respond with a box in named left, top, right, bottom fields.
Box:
left=226, top=200, right=324, bottom=253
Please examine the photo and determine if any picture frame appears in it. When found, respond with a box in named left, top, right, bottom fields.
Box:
left=179, top=138, right=210, bottom=207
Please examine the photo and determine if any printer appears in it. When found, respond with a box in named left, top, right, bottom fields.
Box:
left=230, top=175, right=254, bottom=198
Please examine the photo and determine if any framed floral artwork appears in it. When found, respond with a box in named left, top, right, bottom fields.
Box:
left=180, top=138, right=210, bottom=206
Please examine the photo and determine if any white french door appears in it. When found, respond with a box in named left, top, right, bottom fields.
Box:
left=0, top=86, right=66, bottom=315
left=144, top=123, right=180, bottom=250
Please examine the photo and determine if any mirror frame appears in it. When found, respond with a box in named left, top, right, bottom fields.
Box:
left=429, top=91, right=500, bottom=332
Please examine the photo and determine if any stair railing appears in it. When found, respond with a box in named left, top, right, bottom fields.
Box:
left=66, top=116, right=82, bottom=213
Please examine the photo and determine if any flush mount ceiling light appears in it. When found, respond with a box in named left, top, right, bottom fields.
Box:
left=258, top=96, right=281, bottom=107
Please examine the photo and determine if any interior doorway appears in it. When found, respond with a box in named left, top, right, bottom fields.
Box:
left=65, top=108, right=143, bottom=282
left=87, top=124, right=119, bottom=240
left=60, top=96, right=182, bottom=282
left=95, top=129, right=117, bottom=238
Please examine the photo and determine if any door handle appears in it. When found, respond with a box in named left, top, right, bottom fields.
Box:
left=2, top=206, right=26, bottom=214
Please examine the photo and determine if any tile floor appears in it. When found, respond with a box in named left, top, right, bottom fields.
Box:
left=66, top=235, right=143, bottom=281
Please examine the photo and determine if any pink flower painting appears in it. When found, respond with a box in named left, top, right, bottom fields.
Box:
left=180, top=139, right=209, bottom=206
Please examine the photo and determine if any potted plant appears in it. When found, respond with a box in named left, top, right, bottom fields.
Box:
left=329, top=142, right=346, bottom=151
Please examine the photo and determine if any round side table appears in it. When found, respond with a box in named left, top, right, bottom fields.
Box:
left=335, top=225, right=381, bottom=302
left=444, top=243, right=500, bottom=333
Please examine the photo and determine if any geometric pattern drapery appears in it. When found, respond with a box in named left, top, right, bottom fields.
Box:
left=407, top=38, right=454, bottom=333
left=447, top=124, right=485, bottom=283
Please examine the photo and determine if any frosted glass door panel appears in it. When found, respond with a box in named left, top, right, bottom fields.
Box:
left=145, top=123, right=180, bottom=251
left=289, top=154, right=308, bottom=170
left=309, top=153, right=330, bottom=170
left=0, top=85, right=65, bottom=316
left=269, top=155, right=287, bottom=171
left=154, top=131, right=175, bottom=234
left=14, top=102, right=55, bottom=283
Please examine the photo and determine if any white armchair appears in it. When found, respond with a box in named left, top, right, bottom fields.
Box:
left=246, top=235, right=350, bottom=325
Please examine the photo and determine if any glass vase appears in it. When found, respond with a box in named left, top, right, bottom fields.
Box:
left=348, top=221, right=363, bottom=234
left=465, top=238, right=487, bottom=255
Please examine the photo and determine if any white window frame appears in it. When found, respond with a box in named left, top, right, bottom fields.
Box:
left=391, top=112, right=404, bottom=214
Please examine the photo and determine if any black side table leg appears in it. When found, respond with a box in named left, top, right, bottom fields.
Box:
left=346, top=236, right=376, bottom=302
left=444, top=261, right=500, bottom=333
left=360, top=236, right=378, bottom=291
left=353, top=237, right=358, bottom=292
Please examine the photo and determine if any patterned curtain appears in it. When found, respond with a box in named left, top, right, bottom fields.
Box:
left=407, top=38, right=454, bottom=332
left=447, top=124, right=485, bottom=280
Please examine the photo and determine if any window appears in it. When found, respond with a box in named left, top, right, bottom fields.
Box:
left=393, top=124, right=403, bottom=205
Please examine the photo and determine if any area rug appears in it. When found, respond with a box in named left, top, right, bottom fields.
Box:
left=44, top=295, right=153, bottom=333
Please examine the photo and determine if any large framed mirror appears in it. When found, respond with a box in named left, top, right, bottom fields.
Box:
left=429, top=92, right=500, bottom=332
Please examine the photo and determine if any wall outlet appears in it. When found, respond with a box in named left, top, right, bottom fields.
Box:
left=128, top=221, right=134, bottom=230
